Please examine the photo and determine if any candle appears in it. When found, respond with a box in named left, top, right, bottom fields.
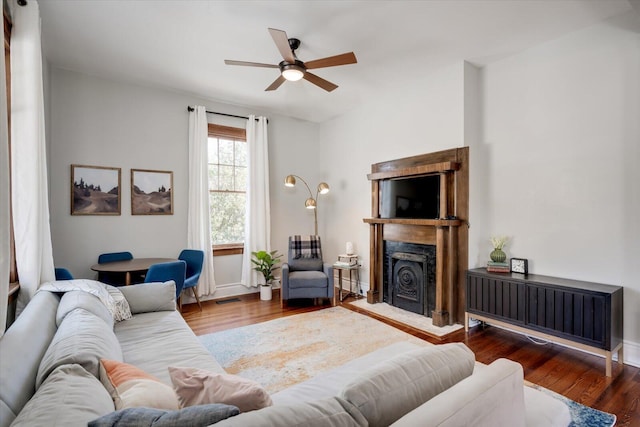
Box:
left=346, top=242, right=354, bottom=255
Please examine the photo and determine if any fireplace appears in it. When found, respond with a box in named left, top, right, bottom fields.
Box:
left=363, top=147, right=469, bottom=326
left=384, top=241, right=436, bottom=317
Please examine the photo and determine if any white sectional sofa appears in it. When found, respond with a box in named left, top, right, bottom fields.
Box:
left=0, top=281, right=571, bottom=426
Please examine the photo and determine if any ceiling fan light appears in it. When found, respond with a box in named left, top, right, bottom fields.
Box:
left=282, top=66, right=304, bottom=82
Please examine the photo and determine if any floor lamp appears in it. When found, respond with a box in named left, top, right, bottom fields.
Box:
left=284, top=175, right=330, bottom=236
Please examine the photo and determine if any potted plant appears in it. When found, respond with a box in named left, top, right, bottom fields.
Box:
left=251, top=250, right=282, bottom=301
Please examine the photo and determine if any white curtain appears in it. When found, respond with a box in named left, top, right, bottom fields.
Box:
left=187, top=106, right=216, bottom=296
left=0, top=9, right=10, bottom=336
left=10, top=0, right=55, bottom=313
left=241, top=115, right=271, bottom=287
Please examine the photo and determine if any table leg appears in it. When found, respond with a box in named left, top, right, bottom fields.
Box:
left=125, top=272, right=131, bottom=286
left=338, top=269, right=344, bottom=302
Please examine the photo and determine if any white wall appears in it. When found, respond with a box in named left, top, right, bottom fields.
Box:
left=47, top=68, right=319, bottom=297
left=317, top=13, right=640, bottom=364
left=317, top=63, right=466, bottom=288
left=476, top=13, right=640, bottom=359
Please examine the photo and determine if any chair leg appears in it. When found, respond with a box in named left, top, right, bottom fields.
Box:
left=191, top=287, right=202, bottom=311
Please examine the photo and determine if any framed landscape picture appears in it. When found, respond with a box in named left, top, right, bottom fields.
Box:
left=71, top=164, right=121, bottom=215
left=131, top=169, right=173, bottom=215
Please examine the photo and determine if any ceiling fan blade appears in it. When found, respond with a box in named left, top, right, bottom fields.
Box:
left=304, top=52, right=357, bottom=70
left=268, top=28, right=295, bottom=63
left=224, top=60, right=279, bottom=68
left=303, top=72, right=338, bottom=92
left=265, top=75, right=286, bottom=91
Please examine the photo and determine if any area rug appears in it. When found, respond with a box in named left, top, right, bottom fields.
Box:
left=198, top=306, right=427, bottom=393
left=348, top=298, right=464, bottom=337
left=525, top=382, right=616, bottom=427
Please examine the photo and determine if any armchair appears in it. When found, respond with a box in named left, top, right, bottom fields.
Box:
left=281, top=235, right=334, bottom=308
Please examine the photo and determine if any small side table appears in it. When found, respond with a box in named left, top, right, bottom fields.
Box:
left=333, top=263, right=361, bottom=303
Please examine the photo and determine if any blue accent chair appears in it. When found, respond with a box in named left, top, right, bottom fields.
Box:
left=178, top=249, right=205, bottom=311
left=144, top=260, right=187, bottom=304
left=54, top=268, right=74, bottom=280
left=281, top=235, right=334, bottom=308
left=97, top=251, right=134, bottom=285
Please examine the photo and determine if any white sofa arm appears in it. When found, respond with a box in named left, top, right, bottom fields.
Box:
left=390, top=359, right=526, bottom=427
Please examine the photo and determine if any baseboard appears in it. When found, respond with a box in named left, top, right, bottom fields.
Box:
left=180, top=282, right=257, bottom=304
left=623, top=339, right=640, bottom=368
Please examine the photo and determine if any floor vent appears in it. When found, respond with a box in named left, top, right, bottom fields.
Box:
left=216, top=297, right=241, bottom=305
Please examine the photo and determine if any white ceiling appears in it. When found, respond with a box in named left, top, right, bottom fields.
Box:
left=37, top=0, right=634, bottom=123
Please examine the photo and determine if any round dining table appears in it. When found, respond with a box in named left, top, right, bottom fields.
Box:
left=91, top=257, right=176, bottom=286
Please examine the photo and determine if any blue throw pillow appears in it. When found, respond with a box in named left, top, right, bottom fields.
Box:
left=88, top=403, right=240, bottom=427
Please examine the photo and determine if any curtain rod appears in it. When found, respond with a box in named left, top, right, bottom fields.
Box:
left=187, top=106, right=267, bottom=123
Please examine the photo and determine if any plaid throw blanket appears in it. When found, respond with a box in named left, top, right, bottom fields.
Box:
left=290, top=235, right=321, bottom=259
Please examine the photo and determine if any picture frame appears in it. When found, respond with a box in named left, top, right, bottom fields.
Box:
left=71, top=164, right=121, bottom=215
left=131, top=169, right=173, bottom=215
left=510, top=257, right=529, bottom=275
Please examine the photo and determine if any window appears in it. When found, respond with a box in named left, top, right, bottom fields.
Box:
left=208, top=124, right=247, bottom=256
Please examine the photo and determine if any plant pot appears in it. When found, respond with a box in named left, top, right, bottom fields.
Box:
left=490, top=248, right=507, bottom=263
left=260, top=285, right=272, bottom=301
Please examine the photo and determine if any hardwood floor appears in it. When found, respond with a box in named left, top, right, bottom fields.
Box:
left=182, top=291, right=640, bottom=426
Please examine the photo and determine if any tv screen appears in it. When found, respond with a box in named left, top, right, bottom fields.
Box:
left=379, top=175, right=440, bottom=219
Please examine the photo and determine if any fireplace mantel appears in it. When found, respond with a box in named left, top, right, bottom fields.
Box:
left=363, top=147, right=469, bottom=327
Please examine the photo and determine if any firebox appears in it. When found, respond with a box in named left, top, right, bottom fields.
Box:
left=383, top=241, right=436, bottom=317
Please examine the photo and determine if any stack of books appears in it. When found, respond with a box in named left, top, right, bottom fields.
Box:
left=487, top=261, right=509, bottom=273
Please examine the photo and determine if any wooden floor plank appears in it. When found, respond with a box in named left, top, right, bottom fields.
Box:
left=182, top=291, right=639, bottom=425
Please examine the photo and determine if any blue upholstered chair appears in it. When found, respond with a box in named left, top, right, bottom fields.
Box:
left=281, top=235, right=334, bottom=308
left=54, top=268, right=74, bottom=280
left=178, top=249, right=204, bottom=311
left=144, top=260, right=186, bottom=303
left=98, top=251, right=133, bottom=264
left=97, top=251, right=134, bottom=285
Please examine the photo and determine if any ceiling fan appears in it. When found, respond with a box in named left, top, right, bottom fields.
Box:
left=224, top=28, right=357, bottom=92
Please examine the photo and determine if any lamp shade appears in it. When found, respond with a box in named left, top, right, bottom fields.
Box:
left=284, top=175, right=296, bottom=187
left=305, top=198, right=317, bottom=209
left=317, top=182, right=330, bottom=195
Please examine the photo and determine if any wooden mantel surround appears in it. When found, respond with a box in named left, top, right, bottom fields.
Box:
left=363, top=147, right=469, bottom=327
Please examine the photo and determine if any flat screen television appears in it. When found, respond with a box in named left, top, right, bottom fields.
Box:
left=379, top=175, right=440, bottom=219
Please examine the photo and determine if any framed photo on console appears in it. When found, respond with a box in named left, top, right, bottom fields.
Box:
left=510, top=258, right=528, bottom=274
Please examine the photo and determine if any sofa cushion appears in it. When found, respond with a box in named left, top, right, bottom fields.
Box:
left=168, top=366, right=272, bottom=413
left=288, top=258, right=323, bottom=272
left=214, top=396, right=367, bottom=427
left=57, top=290, right=114, bottom=328
left=118, top=281, right=176, bottom=314
left=390, top=358, right=527, bottom=427
left=0, top=291, right=59, bottom=427
left=340, top=343, right=475, bottom=427
left=288, top=270, right=328, bottom=288
left=99, top=359, right=180, bottom=410
left=36, top=308, right=123, bottom=388
left=115, top=310, right=224, bottom=385
left=10, top=364, right=114, bottom=427
left=88, top=404, right=240, bottom=427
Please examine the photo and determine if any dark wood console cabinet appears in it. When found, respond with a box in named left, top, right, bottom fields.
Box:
left=465, top=268, right=623, bottom=376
